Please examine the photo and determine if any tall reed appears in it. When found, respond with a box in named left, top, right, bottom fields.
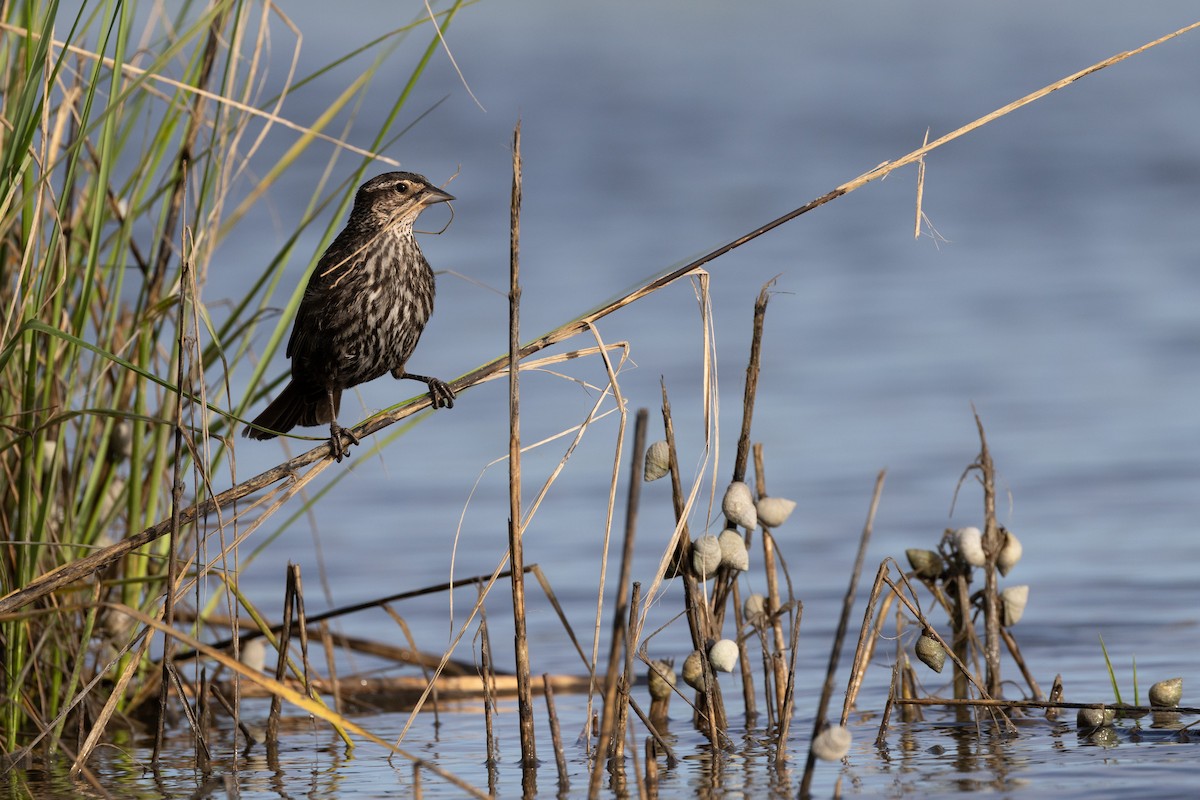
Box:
left=0, top=0, right=464, bottom=755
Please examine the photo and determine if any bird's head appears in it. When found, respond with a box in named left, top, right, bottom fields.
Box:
left=354, top=171, right=454, bottom=229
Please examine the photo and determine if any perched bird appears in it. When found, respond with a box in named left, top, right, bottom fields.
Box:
left=244, top=171, right=456, bottom=461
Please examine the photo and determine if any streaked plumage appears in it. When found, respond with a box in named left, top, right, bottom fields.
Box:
left=244, top=172, right=455, bottom=461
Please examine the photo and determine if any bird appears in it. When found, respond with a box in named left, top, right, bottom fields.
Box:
left=243, top=171, right=456, bottom=461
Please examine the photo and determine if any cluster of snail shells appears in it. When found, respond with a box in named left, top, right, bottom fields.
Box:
left=951, top=526, right=1023, bottom=575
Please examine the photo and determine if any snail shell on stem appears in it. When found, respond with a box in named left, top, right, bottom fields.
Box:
left=708, top=639, right=739, bottom=673
left=955, top=526, right=986, bottom=567
left=682, top=650, right=706, bottom=691
left=744, top=593, right=767, bottom=625
left=718, top=529, right=749, bottom=571
left=692, top=534, right=722, bottom=579
left=906, top=548, right=944, bottom=580
left=647, top=659, right=677, bottom=701
left=915, top=633, right=946, bottom=673
left=756, top=496, right=796, bottom=528
left=1000, top=584, right=1029, bottom=626
left=722, top=481, right=757, bottom=530
left=644, top=440, right=670, bottom=481
left=997, top=529, right=1023, bottom=576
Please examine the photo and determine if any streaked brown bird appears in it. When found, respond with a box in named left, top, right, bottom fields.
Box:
left=243, top=172, right=456, bottom=461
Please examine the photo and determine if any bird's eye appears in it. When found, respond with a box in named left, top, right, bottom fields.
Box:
left=395, top=182, right=409, bottom=194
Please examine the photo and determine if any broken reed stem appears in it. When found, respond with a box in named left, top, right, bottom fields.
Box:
left=266, top=563, right=297, bottom=744
left=617, top=581, right=641, bottom=761
left=841, top=562, right=892, bottom=725
left=971, top=411, right=1003, bottom=697
left=598, top=409, right=648, bottom=759
left=591, top=580, right=642, bottom=798
left=480, top=604, right=498, bottom=768
left=712, top=282, right=772, bottom=625
left=799, top=469, right=885, bottom=799
left=507, top=120, right=537, bottom=770
left=543, top=675, right=569, bottom=793
left=660, top=381, right=727, bottom=738
left=8, top=23, right=1195, bottom=622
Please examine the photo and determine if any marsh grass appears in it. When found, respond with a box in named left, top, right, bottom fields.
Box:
left=0, top=0, right=470, bottom=770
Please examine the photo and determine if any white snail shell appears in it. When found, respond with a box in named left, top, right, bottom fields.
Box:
left=644, top=440, right=670, bottom=481
left=955, top=526, right=986, bottom=567
left=744, top=593, right=767, bottom=625
left=692, top=534, right=723, bottom=579
left=718, top=529, right=749, bottom=572
left=1000, top=584, right=1029, bottom=626
left=756, top=496, right=796, bottom=528
left=708, top=639, right=739, bottom=673
left=722, top=481, right=757, bottom=530
left=997, top=530, right=1022, bottom=576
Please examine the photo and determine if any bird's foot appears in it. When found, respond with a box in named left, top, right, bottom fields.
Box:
left=328, top=420, right=361, bottom=462
left=426, top=378, right=456, bottom=409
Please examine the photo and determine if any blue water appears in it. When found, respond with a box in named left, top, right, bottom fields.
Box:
left=47, top=1, right=1200, bottom=797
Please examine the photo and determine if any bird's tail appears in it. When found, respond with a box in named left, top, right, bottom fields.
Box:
left=243, top=381, right=339, bottom=440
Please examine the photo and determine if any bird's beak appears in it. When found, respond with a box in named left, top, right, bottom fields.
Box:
left=421, top=186, right=455, bottom=204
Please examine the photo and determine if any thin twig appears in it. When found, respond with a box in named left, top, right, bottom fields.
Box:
left=507, top=119, right=537, bottom=770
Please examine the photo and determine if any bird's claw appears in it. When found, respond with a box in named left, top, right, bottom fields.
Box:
left=328, top=422, right=361, bottom=463
left=427, top=378, right=455, bottom=410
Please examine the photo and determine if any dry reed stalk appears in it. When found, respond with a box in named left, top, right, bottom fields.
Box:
left=758, top=525, right=787, bottom=724
left=266, top=565, right=296, bottom=743
left=479, top=608, right=498, bottom=769
left=592, top=579, right=642, bottom=797
left=626, top=694, right=679, bottom=768
left=1000, top=625, right=1043, bottom=700
left=506, top=121, right=537, bottom=769
left=841, top=562, right=891, bottom=725
left=799, top=470, right=885, bottom=798
left=598, top=409, right=648, bottom=758
left=318, top=621, right=342, bottom=715
left=958, top=411, right=1004, bottom=696
left=712, top=282, right=772, bottom=624
left=617, top=581, right=641, bottom=758
left=579, top=321, right=632, bottom=742
left=543, top=673, right=570, bottom=794
left=659, top=383, right=726, bottom=738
